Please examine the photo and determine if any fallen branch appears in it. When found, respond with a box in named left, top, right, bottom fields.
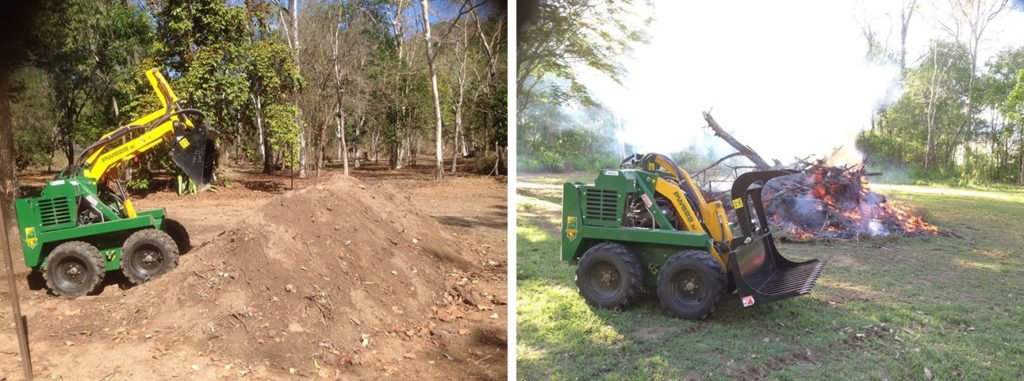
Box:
left=692, top=152, right=744, bottom=178
left=702, top=111, right=772, bottom=170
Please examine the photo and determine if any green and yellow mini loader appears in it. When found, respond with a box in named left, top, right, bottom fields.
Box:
left=14, top=69, right=216, bottom=297
left=561, top=153, right=825, bottom=319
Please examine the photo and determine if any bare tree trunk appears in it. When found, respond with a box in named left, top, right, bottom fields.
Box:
left=451, top=23, right=470, bottom=175
left=286, top=0, right=306, bottom=178
left=391, top=1, right=406, bottom=61
left=1019, top=135, right=1024, bottom=185
left=924, top=51, right=937, bottom=173
left=944, top=0, right=1008, bottom=169
left=924, top=42, right=953, bottom=174
left=354, top=116, right=364, bottom=168
left=335, top=107, right=348, bottom=175
left=371, top=127, right=380, bottom=164
left=420, top=0, right=445, bottom=181
left=899, top=0, right=917, bottom=77
left=452, top=110, right=462, bottom=174
left=62, top=107, right=75, bottom=166
left=331, top=20, right=349, bottom=176
left=336, top=121, right=342, bottom=161
left=252, top=94, right=265, bottom=163
left=0, top=70, right=19, bottom=243
left=316, top=111, right=329, bottom=179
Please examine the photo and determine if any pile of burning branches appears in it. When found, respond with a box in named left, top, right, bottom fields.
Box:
left=762, top=161, right=939, bottom=242
left=697, top=111, right=942, bottom=242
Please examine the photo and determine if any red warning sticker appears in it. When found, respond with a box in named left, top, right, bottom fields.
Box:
left=640, top=193, right=653, bottom=208
left=742, top=295, right=756, bottom=307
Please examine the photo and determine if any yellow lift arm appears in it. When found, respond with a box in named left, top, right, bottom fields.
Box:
left=641, top=153, right=734, bottom=266
left=71, top=69, right=216, bottom=214
left=82, top=70, right=186, bottom=180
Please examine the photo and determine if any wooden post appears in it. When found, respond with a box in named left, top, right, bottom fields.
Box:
left=1, top=206, right=32, bottom=380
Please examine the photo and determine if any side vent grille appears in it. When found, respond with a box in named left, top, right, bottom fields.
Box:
left=37, top=197, right=73, bottom=226
left=584, top=189, right=618, bottom=222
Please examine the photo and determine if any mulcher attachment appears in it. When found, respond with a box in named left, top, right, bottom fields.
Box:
left=728, top=170, right=826, bottom=307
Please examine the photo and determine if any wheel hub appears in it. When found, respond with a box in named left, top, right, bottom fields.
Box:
left=600, top=270, right=616, bottom=285
left=134, top=248, right=164, bottom=272
left=673, top=270, right=706, bottom=303
left=589, top=262, right=621, bottom=296
left=57, top=260, right=88, bottom=287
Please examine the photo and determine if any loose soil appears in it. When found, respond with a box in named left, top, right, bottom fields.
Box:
left=0, top=159, right=507, bottom=380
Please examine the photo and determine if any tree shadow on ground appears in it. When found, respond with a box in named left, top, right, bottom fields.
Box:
left=434, top=211, right=506, bottom=230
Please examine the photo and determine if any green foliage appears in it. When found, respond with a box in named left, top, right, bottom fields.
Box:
left=518, top=0, right=652, bottom=111
left=157, top=0, right=251, bottom=141
left=176, top=175, right=197, bottom=196
left=28, top=0, right=155, bottom=164
left=9, top=0, right=508, bottom=182
left=8, top=68, right=57, bottom=169
left=1006, top=69, right=1024, bottom=124
left=127, top=178, right=150, bottom=191
left=246, top=40, right=302, bottom=102
left=265, top=104, right=302, bottom=169
left=518, top=99, right=620, bottom=172
left=859, top=42, right=1024, bottom=184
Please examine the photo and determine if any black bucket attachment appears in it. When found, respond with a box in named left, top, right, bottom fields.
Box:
left=169, top=123, right=217, bottom=191
left=728, top=170, right=826, bottom=307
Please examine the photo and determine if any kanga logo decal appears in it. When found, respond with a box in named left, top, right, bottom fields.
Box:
left=24, top=227, right=38, bottom=249
left=565, top=216, right=579, bottom=241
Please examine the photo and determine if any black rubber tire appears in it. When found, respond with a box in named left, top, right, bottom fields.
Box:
left=657, top=250, right=727, bottom=320
left=163, top=218, right=192, bottom=254
left=121, top=229, right=179, bottom=284
left=43, top=241, right=105, bottom=298
left=575, top=242, right=644, bottom=309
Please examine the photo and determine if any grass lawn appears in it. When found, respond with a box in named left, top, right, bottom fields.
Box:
left=516, top=175, right=1024, bottom=380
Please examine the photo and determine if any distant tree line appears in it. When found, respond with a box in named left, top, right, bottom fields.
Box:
left=2, top=0, right=507, bottom=186
left=516, top=0, right=651, bottom=172
left=857, top=0, right=1024, bottom=185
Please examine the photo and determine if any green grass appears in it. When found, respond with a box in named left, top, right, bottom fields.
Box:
left=517, top=175, right=1024, bottom=380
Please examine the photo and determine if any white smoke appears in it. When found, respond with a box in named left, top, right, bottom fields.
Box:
left=576, top=1, right=1024, bottom=166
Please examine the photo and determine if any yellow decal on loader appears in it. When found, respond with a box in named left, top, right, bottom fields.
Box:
left=671, top=190, right=696, bottom=225
left=565, top=216, right=578, bottom=241
left=179, top=137, right=190, bottom=149
left=732, top=198, right=744, bottom=210
left=24, top=227, right=37, bottom=249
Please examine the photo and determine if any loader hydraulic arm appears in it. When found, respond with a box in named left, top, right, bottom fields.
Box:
left=70, top=69, right=216, bottom=190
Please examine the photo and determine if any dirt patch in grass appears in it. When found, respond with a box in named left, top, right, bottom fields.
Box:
left=728, top=350, right=816, bottom=380
left=629, top=325, right=695, bottom=341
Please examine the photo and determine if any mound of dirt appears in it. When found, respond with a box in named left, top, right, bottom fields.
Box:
left=113, top=176, right=476, bottom=376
